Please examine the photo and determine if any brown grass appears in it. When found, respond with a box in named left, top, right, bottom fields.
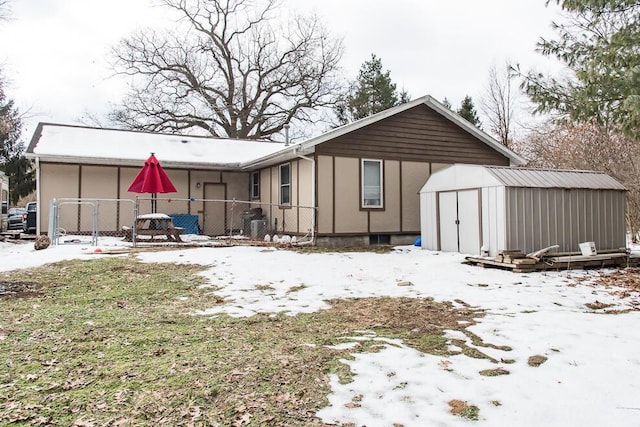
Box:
left=449, top=399, right=479, bottom=420
left=0, top=256, right=487, bottom=426
left=528, top=355, right=548, bottom=367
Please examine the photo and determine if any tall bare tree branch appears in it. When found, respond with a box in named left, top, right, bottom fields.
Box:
left=480, top=62, right=518, bottom=148
left=110, top=0, right=344, bottom=140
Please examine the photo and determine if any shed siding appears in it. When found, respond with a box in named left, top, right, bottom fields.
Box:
left=505, top=187, right=626, bottom=253
left=419, top=191, right=438, bottom=250
left=481, top=186, right=506, bottom=255
left=315, top=105, right=510, bottom=165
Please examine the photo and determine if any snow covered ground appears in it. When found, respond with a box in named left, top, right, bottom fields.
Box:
left=2, top=237, right=640, bottom=426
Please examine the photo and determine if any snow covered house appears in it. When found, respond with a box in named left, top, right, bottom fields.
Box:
left=419, top=164, right=627, bottom=256
left=26, top=95, right=524, bottom=245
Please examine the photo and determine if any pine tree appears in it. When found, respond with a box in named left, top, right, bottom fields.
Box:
left=0, top=78, right=34, bottom=204
left=335, top=54, right=410, bottom=125
left=457, top=95, right=482, bottom=128
left=520, top=0, right=640, bottom=136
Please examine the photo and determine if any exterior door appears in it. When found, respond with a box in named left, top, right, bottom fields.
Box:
left=438, top=191, right=459, bottom=252
left=438, top=189, right=481, bottom=255
left=457, top=190, right=481, bottom=255
left=203, top=183, right=226, bottom=236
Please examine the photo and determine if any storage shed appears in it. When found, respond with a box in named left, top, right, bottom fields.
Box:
left=419, top=164, right=627, bottom=256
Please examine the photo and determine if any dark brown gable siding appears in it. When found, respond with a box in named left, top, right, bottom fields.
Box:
left=315, top=104, right=510, bottom=165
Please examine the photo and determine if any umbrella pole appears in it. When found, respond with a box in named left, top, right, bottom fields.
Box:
left=152, top=193, right=157, bottom=214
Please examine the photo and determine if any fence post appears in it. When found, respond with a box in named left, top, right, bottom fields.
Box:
left=48, top=199, right=58, bottom=245
left=133, top=200, right=139, bottom=248
left=230, top=198, right=235, bottom=237
left=92, top=200, right=99, bottom=246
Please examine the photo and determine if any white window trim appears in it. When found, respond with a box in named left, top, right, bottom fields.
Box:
left=279, top=163, right=291, bottom=205
left=251, top=171, right=260, bottom=199
left=361, top=158, right=384, bottom=209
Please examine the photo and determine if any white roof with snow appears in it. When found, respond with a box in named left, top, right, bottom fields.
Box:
left=27, top=123, right=288, bottom=170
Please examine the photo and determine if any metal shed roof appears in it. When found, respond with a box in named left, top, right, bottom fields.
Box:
left=485, top=166, right=626, bottom=190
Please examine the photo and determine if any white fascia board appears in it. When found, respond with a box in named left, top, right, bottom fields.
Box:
left=27, top=153, right=242, bottom=171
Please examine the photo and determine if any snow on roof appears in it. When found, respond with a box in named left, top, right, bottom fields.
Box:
left=27, top=123, right=288, bottom=169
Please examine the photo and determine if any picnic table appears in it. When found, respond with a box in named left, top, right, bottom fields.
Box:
left=122, top=213, right=184, bottom=242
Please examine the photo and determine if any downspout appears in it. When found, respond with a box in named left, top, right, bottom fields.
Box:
left=296, top=148, right=316, bottom=245
left=35, top=156, right=41, bottom=235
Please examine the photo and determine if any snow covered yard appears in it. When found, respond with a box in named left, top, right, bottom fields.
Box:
left=2, top=239, right=640, bottom=426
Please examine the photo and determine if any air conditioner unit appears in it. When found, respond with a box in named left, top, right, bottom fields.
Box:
left=251, top=219, right=267, bottom=239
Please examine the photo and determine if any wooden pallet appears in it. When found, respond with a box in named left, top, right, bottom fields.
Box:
left=465, top=252, right=640, bottom=273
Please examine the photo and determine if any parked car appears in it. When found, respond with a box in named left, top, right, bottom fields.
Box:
left=23, top=202, right=37, bottom=234
left=7, top=207, right=26, bottom=230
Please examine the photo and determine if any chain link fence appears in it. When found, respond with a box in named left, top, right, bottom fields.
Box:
left=48, top=198, right=137, bottom=245
left=48, top=197, right=317, bottom=246
left=140, top=197, right=317, bottom=244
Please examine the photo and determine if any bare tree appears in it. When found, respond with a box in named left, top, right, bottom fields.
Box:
left=110, top=0, right=344, bottom=140
left=517, top=120, right=640, bottom=241
left=0, top=0, right=9, bottom=20
left=480, top=62, right=518, bottom=148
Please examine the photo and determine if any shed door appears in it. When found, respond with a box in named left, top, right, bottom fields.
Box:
left=438, top=189, right=481, bottom=255
left=439, top=192, right=459, bottom=252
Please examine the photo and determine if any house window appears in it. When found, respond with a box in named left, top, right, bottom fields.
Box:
left=251, top=171, right=260, bottom=199
left=362, top=159, right=383, bottom=208
left=279, top=163, right=291, bottom=205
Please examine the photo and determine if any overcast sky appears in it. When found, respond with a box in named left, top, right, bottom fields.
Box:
left=0, top=0, right=564, bottom=140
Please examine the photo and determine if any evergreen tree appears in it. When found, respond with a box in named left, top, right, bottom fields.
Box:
left=335, top=54, right=410, bottom=125
left=0, top=77, right=34, bottom=204
left=520, top=0, right=640, bottom=136
left=457, top=95, right=482, bottom=128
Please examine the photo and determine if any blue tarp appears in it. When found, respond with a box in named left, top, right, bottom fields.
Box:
left=170, top=214, right=200, bottom=235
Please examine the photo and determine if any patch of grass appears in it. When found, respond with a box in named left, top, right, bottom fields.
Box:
left=449, top=399, right=479, bottom=421
left=479, top=367, right=510, bottom=376
left=528, top=355, right=548, bottom=367
left=461, top=346, right=496, bottom=362
left=463, top=330, right=513, bottom=352
left=0, top=257, right=480, bottom=426
left=293, top=245, right=396, bottom=254
left=585, top=301, right=614, bottom=310
left=287, top=284, right=307, bottom=294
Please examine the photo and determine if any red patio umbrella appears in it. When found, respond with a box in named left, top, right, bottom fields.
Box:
left=128, top=153, right=177, bottom=213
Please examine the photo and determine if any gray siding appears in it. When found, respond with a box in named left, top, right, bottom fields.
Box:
left=505, top=187, right=626, bottom=253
